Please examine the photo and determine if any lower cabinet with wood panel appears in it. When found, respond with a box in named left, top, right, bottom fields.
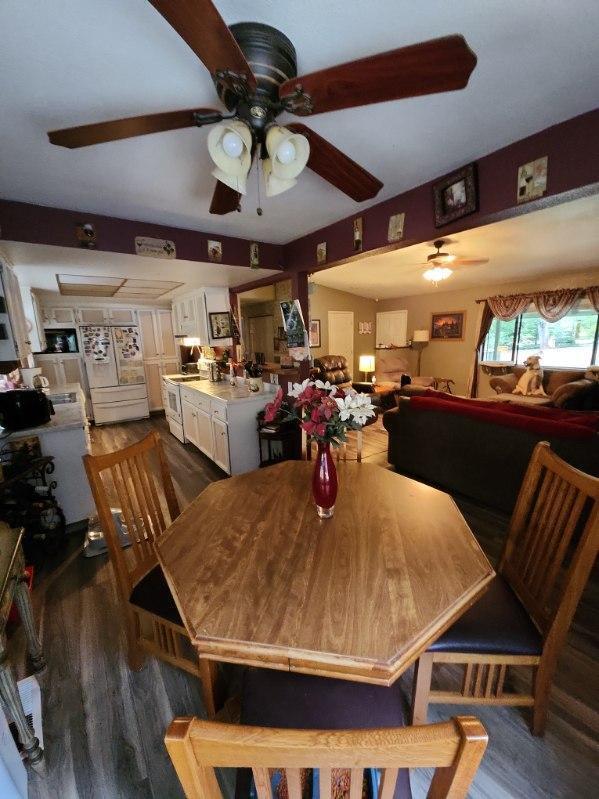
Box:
left=179, top=381, right=275, bottom=475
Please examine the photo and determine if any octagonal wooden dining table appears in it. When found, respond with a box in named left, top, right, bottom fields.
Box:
left=156, top=461, right=494, bottom=685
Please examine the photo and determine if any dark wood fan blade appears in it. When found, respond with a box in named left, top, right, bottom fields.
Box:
left=280, top=35, right=477, bottom=116
left=453, top=258, right=489, bottom=266
left=149, top=0, right=256, bottom=91
left=48, top=108, right=222, bottom=148
left=287, top=123, right=382, bottom=201
left=209, top=180, right=241, bottom=215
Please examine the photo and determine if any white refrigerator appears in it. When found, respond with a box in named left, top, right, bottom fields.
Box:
left=80, top=325, right=149, bottom=425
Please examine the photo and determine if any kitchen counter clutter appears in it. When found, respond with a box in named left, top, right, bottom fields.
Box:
left=5, top=383, right=93, bottom=524
left=179, top=379, right=276, bottom=475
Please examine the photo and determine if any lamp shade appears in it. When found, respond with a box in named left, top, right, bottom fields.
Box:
left=207, top=120, right=253, bottom=194
left=265, top=126, right=310, bottom=180
left=359, top=355, right=375, bottom=373
left=262, top=158, right=297, bottom=197
left=412, top=329, right=430, bottom=342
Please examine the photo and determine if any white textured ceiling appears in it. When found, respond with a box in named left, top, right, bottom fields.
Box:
left=312, top=195, right=599, bottom=299
left=1, top=1, right=599, bottom=244
left=1, top=243, right=278, bottom=297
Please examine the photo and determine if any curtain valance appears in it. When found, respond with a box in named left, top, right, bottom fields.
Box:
left=478, top=286, right=599, bottom=322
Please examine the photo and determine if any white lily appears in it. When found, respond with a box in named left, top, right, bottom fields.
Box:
left=314, top=379, right=336, bottom=392
left=288, top=378, right=311, bottom=398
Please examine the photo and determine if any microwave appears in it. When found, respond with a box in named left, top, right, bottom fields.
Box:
left=43, top=328, right=79, bottom=353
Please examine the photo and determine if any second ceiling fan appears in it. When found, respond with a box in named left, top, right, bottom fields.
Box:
left=48, top=0, right=478, bottom=215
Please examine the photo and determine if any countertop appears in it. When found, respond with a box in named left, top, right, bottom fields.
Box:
left=179, top=378, right=276, bottom=404
left=6, top=383, right=87, bottom=438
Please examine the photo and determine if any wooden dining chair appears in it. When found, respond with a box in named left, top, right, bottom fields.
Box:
left=165, top=715, right=487, bottom=799
left=411, top=441, right=599, bottom=735
left=83, top=431, right=218, bottom=717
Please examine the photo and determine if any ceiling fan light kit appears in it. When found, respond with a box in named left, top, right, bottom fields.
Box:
left=423, top=266, right=453, bottom=285
left=48, top=1, right=477, bottom=216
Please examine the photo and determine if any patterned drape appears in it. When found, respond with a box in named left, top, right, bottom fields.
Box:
left=486, top=286, right=597, bottom=322
left=468, top=300, right=494, bottom=398
left=486, top=294, right=530, bottom=321
left=535, top=288, right=582, bottom=321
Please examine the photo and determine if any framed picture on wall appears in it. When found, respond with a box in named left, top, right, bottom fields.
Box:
left=209, top=312, right=232, bottom=339
left=309, top=319, right=321, bottom=348
left=430, top=311, right=465, bottom=340
left=433, top=163, right=478, bottom=227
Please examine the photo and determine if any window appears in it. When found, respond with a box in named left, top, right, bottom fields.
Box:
left=481, top=299, right=599, bottom=368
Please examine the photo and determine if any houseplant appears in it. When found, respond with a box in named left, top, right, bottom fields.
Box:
left=264, top=379, right=376, bottom=518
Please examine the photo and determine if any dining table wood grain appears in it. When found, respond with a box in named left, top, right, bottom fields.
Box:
left=156, top=461, right=494, bottom=685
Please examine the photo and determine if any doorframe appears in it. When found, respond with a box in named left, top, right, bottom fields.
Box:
left=328, top=310, right=354, bottom=372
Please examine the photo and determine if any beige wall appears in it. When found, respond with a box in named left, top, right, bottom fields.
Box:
left=378, top=267, right=599, bottom=396
left=309, top=284, right=377, bottom=378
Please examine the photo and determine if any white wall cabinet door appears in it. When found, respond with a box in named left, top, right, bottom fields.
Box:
left=376, top=311, right=408, bottom=348
left=77, top=307, right=108, bottom=325
left=42, top=307, right=77, bottom=327
left=182, top=399, right=199, bottom=448
left=196, top=408, right=214, bottom=458
left=157, top=309, right=176, bottom=358
left=211, top=416, right=230, bottom=473
left=138, top=310, right=159, bottom=359
left=109, top=308, right=137, bottom=325
left=144, top=362, right=163, bottom=411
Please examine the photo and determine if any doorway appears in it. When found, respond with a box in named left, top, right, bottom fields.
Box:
left=328, top=310, right=354, bottom=372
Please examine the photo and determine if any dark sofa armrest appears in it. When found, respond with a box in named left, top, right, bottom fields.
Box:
left=489, top=374, right=517, bottom=394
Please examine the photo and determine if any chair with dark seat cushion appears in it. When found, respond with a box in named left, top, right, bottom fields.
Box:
left=129, top=564, right=182, bottom=626
left=412, top=442, right=599, bottom=736
left=312, top=355, right=353, bottom=390
left=429, top=576, right=542, bottom=656
left=83, top=431, right=219, bottom=717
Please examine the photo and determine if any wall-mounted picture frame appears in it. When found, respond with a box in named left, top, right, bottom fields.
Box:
left=517, top=156, right=548, bottom=203
left=209, top=311, right=232, bottom=339
left=358, top=321, right=372, bottom=335
left=387, top=212, right=405, bottom=242
left=353, top=217, right=363, bottom=252
left=207, top=239, right=222, bottom=263
left=316, top=241, right=327, bottom=265
left=430, top=311, right=466, bottom=341
left=250, top=242, right=260, bottom=268
left=309, top=319, right=321, bottom=348
left=433, top=163, right=478, bottom=228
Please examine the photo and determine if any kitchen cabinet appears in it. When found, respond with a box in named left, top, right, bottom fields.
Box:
left=172, top=287, right=232, bottom=345
left=196, top=407, right=214, bottom=459
left=138, top=309, right=179, bottom=410
left=76, top=307, right=137, bottom=325
left=211, top=415, right=230, bottom=473
left=182, top=398, right=200, bottom=449
left=34, top=353, right=92, bottom=417
left=42, top=307, right=77, bottom=327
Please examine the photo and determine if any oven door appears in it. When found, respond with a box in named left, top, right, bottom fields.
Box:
left=164, top=380, right=182, bottom=420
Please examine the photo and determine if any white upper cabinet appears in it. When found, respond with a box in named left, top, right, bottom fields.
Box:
left=172, top=287, right=231, bottom=345
left=108, top=307, right=137, bottom=325
left=42, top=307, right=77, bottom=327
left=76, top=307, right=109, bottom=325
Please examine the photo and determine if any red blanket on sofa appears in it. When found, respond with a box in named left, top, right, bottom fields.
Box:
left=410, top=391, right=599, bottom=439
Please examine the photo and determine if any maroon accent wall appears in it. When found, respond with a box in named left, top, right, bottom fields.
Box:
left=0, top=199, right=284, bottom=270
left=282, top=109, right=599, bottom=272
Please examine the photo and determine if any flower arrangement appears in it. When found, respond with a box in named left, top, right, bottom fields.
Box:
left=264, top=379, right=376, bottom=445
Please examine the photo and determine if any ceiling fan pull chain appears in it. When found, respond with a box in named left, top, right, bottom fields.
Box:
left=256, top=157, right=263, bottom=216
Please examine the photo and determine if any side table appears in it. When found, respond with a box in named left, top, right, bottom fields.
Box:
left=0, top=522, right=46, bottom=764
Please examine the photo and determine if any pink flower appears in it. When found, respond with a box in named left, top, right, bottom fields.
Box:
left=263, top=388, right=283, bottom=422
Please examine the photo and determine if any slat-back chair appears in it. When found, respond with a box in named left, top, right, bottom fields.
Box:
left=83, top=431, right=218, bottom=717
left=412, top=441, right=599, bottom=735
left=165, top=715, right=487, bottom=799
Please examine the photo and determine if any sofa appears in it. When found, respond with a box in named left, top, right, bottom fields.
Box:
left=489, top=367, right=599, bottom=409
left=383, top=391, right=599, bottom=513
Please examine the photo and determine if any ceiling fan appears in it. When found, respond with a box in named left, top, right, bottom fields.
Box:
left=418, top=239, right=489, bottom=284
left=48, top=0, right=478, bottom=215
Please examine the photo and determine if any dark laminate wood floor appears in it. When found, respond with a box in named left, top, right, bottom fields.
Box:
left=9, top=415, right=597, bottom=799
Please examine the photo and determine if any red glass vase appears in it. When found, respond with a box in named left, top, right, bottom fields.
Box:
left=312, top=441, right=338, bottom=518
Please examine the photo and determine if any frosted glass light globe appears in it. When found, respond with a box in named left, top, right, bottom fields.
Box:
left=276, top=139, right=296, bottom=164
left=221, top=131, right=244, bottom=158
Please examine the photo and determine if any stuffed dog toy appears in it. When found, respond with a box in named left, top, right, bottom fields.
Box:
left=513, top=355, right=547, bottom=396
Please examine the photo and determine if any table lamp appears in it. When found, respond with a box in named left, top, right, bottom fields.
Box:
left=359, top=354, right=375, bottom=382
left=411, top=330, right=429, bottom=376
